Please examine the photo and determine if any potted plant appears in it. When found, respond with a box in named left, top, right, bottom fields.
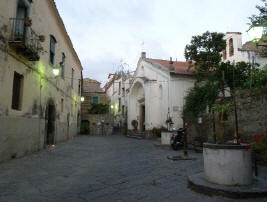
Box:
left=24, top=17, right=32, bottom=26
left=131, top=120, right=138, bottom=132
left=39, top=35, right=45, bottom=42
left=165, top=117, right=173, bottom=130
left=213, top=102, right=232, bottom=121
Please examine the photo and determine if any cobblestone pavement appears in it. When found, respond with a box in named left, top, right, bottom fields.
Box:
left=0, top=135, right=266, bottom=202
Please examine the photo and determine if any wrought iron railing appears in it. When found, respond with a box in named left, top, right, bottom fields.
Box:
left=9, top=18, right=41, bottom=59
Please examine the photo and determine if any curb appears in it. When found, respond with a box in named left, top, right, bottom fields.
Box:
left=187, top=172, right=267, bottom=199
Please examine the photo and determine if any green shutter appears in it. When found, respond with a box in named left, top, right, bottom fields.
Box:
left=92, top=96, right=99, bottom=104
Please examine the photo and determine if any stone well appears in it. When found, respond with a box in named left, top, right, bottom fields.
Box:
left=161, top=132, right=173, bottom=145
left=203, top=143, right=252, bottom=185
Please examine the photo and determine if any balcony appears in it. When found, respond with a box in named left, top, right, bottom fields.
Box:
left=8, top=18, right=41, bottom=61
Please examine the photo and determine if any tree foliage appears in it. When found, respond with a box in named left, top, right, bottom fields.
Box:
left=88, top=103, right=109, bottom=114
left=248, top=0, right=267, bottom=27
left=212, top=62, right=252, bottom=92
left=184, top=31, right=226, bottom=74
left=183, top=82, right=220, bottom=118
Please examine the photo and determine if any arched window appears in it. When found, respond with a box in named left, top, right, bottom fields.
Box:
left=229, top=38, right=234, bottom=57
left=50, top=35, right=57, bottom=64
left=223, top=50, right=227, bottom=60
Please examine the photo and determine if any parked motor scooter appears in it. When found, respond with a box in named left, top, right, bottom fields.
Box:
left=170, top=128, right=186, bottom=150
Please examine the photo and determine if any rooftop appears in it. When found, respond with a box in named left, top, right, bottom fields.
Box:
left=149, top=59, right=195, bottom=76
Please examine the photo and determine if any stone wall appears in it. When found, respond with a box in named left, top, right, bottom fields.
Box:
left=82, top=114, right=113, bottom=136
left=187, top=87, right=267, bottom=144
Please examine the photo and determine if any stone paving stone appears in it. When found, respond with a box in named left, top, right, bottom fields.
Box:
left=0, top=135, right=266, bottom=202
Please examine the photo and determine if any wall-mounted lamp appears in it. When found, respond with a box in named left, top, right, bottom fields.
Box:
left=52, top=66, right=60, bottom=77
left=81, top=96, right=85, bottom=102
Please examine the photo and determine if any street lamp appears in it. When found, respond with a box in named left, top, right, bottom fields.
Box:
left=52, top=66, right=60, bottom=77
left=81, top=96, right=85, bottom=102
left=247, top=26, right=264, bottom=43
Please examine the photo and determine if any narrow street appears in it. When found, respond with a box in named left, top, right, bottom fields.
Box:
left=0, top=135, right=265, bottom=202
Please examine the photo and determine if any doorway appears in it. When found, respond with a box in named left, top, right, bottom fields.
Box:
left=45, top=101, right=56, bottom=146
left=140, top=105, right=145, bottom=131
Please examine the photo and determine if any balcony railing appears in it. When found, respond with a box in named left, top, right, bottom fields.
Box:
left=8, top=18, right=41, bottom=61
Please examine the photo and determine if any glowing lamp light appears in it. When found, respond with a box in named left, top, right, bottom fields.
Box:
left=81, top=96, right=85, bottom=102
left=52, top=67, right=60, bottom=76
left=111, top=105, right=114, bottom=109
left=247, top=26, right=264, bottom=43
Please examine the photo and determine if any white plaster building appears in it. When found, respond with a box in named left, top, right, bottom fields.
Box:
left=0, top=0, right=83, bottom=163
left=127, top=52, right=195, bottom=131
left=105, top=72, right=133, bottom=128
left=223, top=32, right=267, bottom=68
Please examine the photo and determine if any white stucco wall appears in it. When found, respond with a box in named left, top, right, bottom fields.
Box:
left=203, top=145, right=252, bottom=185
left=128, top=58, right=195, bottom=130
left=222, top=32, right=267, bottom=68
left=223, top=33, right=243, bottom=63
left=0, top=0, right=82, bottom=163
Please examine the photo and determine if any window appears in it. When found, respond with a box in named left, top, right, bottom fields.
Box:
left=92, top=96, right=99, bottom=104
left=50, top=35, right=56, bottom=64
left=61, top=98, right=64, bottom=112
left=229, top=38, right=234, bottom=57
left=119, top=82, right=121, bottom=95
left=122, top=88, right=125, bottom=96
left=223, top=50, right=227, bottom=60
left=122, top=105, right=125, bottom=116
left=71, top=68, right=74, bottom=88
left=12, top=72, right=24, bottom=110
left=78, top=80, right=81, bottom=95
left=118, top=98, right=121, bottom=112
left=61, top=53, right=65, bottom=78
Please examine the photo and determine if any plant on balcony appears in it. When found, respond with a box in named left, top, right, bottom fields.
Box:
left=37, top=46, right=47, bottom=54
left=39, top=35, right=45, bottom=42
left=24, top=17, right=32, bottom=26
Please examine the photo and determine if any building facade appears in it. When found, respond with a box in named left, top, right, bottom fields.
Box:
left=105, top=72, right=133, bottom=128
left=222, top=32, right=267, bottom=68
left=81, top=78, right=107, bottom=123
left=0, top=0, right=83, bottom=163
left=127, top=52, right=195, bottom=131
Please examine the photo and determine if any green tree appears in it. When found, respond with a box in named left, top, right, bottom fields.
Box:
left=184, top=31, right=226, bottom=76
left=248, top=0, right=267, bottom=27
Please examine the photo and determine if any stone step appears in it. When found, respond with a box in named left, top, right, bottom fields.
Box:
left=126, top=130, right=146, bottom=139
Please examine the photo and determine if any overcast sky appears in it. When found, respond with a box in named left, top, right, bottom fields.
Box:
left=54, top=0, right=260, bottom=85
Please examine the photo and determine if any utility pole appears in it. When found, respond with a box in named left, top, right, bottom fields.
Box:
left=182, top=116, right=188, bottom=157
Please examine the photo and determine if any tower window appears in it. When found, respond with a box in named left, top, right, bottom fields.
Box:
left=229, top=38, right=234, bottom=57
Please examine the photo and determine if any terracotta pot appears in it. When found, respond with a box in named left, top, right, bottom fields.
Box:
left=219, top=113, right=228, bottom=121
left=24, top=18, right=32, bottom=26
left=39, top=35, right=45, bottom=42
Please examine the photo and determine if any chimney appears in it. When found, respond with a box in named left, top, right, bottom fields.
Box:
left=141, top=52, right=146, bottom=59
left=169, top=57, right=175, bottom=71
